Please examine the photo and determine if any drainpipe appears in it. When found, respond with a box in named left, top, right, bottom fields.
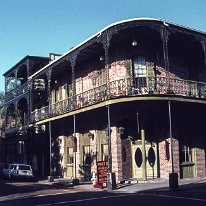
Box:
left=161, top=25, right=170, bottom=92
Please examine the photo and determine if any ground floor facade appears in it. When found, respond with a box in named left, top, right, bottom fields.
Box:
left=4, top=99, right=206, bottom=182
left=29, top=99, right=206, bottom=182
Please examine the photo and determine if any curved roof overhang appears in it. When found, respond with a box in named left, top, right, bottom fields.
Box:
left=28, top=17, right=206, bottom=80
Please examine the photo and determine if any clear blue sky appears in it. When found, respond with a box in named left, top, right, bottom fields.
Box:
left=0, top=0, right=206, bottom=91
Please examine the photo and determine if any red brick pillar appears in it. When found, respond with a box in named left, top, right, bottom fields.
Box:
left=195, top=148, right=205, bottom=177
left=111, top=127, right=133, bottom=182
left=111, top=127, right=122, bottom=182
left=159, top=138, right=180, bottom=179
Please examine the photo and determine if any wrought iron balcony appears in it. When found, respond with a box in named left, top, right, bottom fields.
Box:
left=5, top=123, right=28, bottom=135
left=5, top=82, right=28, bottom=102
left=31, top=77, right=206, bottom=122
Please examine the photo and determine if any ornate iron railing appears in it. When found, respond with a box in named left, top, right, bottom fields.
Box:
left=31, top=77, right=206, bottom=122
left=5, top=82, right=28, bottom=102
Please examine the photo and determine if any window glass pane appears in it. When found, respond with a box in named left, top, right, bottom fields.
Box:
left=181, top=145, right=193, bottom=162
left=99, top=69, right=106, bottom=86
left=67, top=147, right=74, bottom=164
left=19, top=165, right=31, bottom=170
left=83, top=145, right=91, bottom=165
left=101, top=144, right=108, bottom=161
left=133, top=57, right=146, bottom=78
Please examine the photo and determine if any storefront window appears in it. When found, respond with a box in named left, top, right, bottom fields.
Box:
left=66, top=147, right=74, bottom=164
left=83, top=145, right=91, bottom=166
left=101, top=144, right=108, bottom=161
left=181, top=145, right=193, bottom=163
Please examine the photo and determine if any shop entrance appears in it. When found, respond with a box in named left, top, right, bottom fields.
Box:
left=65, top=137, right=74, bottom=178
left=132, top=140, right=158, bottom=179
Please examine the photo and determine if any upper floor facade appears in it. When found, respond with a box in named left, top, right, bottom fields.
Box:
left=3, top=18, right=206, bottom=133
left=3, top=56, right=50, bottom=135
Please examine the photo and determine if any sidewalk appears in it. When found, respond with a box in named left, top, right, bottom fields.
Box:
left=39, top=176, right=206, bottom=193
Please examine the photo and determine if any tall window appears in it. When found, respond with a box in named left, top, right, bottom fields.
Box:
left=99, top=69, right=107, bottom=86
left=66, top=147, right=74, bottom=164
left=83, top=145, right=91, bottom=166
left=133, top=57, right=146, bottom=78
left=181, top=145, right=193, bottom=163
left=101, top=144, right=108, bottom=161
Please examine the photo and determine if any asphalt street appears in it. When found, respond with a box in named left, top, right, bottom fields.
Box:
left=0, top=178, right=206, bottom=206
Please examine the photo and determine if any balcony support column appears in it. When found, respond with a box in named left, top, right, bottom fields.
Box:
left=28, top=80, right=33, bottom=122
left=161, top=26, right=170, bottom=91
left=101, top=30, right=113, bottom=98
left=67, top=52, right=79, bottom=97
left=46, top=68, right=52, bottom=114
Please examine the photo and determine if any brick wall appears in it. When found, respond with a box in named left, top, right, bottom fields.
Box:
left=159, top=138, right=180, bottom=179
left=121, top=139, right=132, bottom=180
left=109, top=127, right=132, bottom=182
left=58, top=135, right=66, bottom=177
left=195, top=148, right=206, bottom=177
left=75, top=60, right=130, bottom=95
left=110, top=127, right=120, bottom=181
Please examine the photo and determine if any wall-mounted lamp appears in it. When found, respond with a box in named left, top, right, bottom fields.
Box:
left=99, top=56, right=104, bottom=61
left=118, top=127, right=125, bottom=135
left=54, top=80, right=58, bottom=84
left=88, top=132, right=94, bottom=140
left=132, top=40, right=137, bottom=47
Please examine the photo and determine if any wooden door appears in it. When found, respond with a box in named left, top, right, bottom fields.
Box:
left=132, top=141, right=158, bottom=179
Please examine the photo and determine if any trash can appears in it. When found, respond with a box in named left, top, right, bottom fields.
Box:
left=169, top=173, right=178, bottom=191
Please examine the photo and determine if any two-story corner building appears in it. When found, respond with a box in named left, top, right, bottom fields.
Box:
left=4, top=18, right=206, bottom=182
left=3, top=55, right=50, bottom=166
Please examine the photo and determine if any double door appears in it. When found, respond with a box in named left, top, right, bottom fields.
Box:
left=132, top=141, right=158, bottom=179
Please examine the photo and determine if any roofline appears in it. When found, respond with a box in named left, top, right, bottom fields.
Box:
left=26, top=17, right=206, bottom=80
left=3, top=55, right=50, bottom=76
